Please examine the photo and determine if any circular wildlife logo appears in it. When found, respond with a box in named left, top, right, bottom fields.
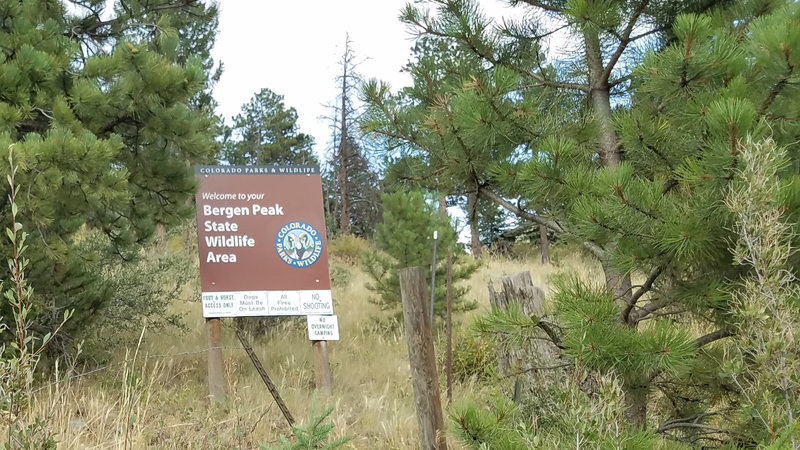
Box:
left=275, top=221, right=323, bottom=268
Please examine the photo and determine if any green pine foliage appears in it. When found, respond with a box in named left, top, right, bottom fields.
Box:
left=366, top=0, right=800, bottom=445
left=220, top=88, right=318, bottom=166
left=257, top=395, right=351, bottom=450
left=0, top=0, right=219, bottom=349
left=363, top=190, right=478, bottom=322
left=450, top=378, right=677, bottom=449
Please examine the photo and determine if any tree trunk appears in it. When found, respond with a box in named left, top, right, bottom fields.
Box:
left=338, top=61, right=350, bottom=235
left=584, top=29, right=621, bottom=166
left=539, top=225, right=550, bottom=264
left=467, top=190, right=482, bottom=259
left=488, top=271, right=559, bottom=400
left=622, top=382, right=648, bottom=429
left=602, top=259, right=633, bottom=306
left=585, top=27, right=643, bottom=425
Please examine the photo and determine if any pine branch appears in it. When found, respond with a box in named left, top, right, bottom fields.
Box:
left=621, top=266, right=664, bottom=324
left=478, top=187, right=563, bottom=233
left=500, top=362, right=571, bottom=379
left=692, top=329, right=734, bottom=348
left=404, top=4, right=589, bottom=93
left=515, top=0, right=563, bottom=14
left=628, top=297, right=671, bottom=323
left=758, top=46, right=794, bottom=117
left=600, top=0, right=651, bottom=84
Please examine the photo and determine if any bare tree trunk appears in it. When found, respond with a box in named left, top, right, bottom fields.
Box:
left=338, top=51, right=350, bottom=235
left=467, top=190, right=482, bottom=259
left=488, top=271, right=560, bottom=401
left=539, top=225, right=550, bottom=264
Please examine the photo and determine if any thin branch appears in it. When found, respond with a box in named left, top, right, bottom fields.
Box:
left=622, top=265, right=664, bottom=323
left=628, top=297, right=671, bottom=323
left=515, top=0, right=563, bottom=14
left=658, top=422, right=737, bottom=434
left=501, top=362, right=572, bottom=379
left=601, top=0, right=650, bottom=83
left=692, top=329, right=734, bottom=348
left=478, top=187, right=563, bottom=234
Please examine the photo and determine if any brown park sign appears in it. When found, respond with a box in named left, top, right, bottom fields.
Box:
left=195, top=166, right=333, bottom=317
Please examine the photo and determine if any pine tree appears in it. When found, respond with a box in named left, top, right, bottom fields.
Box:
left=220, top=88, right=317, bottom=166
left=0, top=0, right=218, bottom=347
left=363, top=34, right=491, bottom=258
left=258, top=394, right=351, bottom=450
left=363, top=190, right=478, bottom=323
left=365, top=0, right=800, bottom=439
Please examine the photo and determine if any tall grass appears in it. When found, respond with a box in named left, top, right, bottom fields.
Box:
left=27, top=246, right=601, bottom=448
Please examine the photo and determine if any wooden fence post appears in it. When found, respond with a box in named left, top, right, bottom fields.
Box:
left=206, top=318, right=226, bottom=404
left=399, top=267, right=447, bottom=450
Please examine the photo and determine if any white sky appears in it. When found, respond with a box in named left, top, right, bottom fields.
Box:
left=211, top=0, right=521, bottom=161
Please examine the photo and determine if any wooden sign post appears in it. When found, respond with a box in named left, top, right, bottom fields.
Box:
left=399, top=267, right=447, bottom=450
left=312, top=341, right=333, bottom=392
left=307, top=314, right=338, bottom=392
left=206, top=318, right=226, bottom=403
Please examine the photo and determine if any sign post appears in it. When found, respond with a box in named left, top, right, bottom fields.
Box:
left=206, top=318, right=226, bottom=403
left=194, top=165, right=336, bottom=400
left=308, top=315, right=338, bottom=391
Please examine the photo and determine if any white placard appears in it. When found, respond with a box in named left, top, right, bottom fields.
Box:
left=300, top=290, right=334, bottom=315
left=202, top=291, right=267, bottom=317
left=201, top=290, right=333, bottom=317
left=307, top=315, right=339, bottom=341
left=267, top=291, right=302, bottom=315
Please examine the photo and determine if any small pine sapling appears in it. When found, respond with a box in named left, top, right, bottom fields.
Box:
left=257, top=393, right=351, bottom=450
left=363, top=190, right=478, bottom=324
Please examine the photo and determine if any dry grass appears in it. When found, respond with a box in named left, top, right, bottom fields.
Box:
left=26, top=248, right=601, bottom=449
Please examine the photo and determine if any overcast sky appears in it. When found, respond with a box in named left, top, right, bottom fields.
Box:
left=210, top=1, right=520, bottom=161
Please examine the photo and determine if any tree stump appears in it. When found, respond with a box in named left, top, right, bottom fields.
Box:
left=488, top=271, right=558, bottom=400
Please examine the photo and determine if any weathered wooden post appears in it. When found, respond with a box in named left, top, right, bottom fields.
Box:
left=312, top=340, right=333, bottom=392
left=399, top=267, right=447, bottom=450
left=206, top=318, right=226, bottom=403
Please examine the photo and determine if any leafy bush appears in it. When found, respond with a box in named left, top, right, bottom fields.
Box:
left=441, top=330, right=496, bottom=383
left=0, top=148, right=68, bottom=449
left=510, top=240, right=539, bottom=261
left=76, top=225, right=194, bottom=357
left=327, top=234, right=371, bottom=265
left=329, top=264, right=351, bottom=289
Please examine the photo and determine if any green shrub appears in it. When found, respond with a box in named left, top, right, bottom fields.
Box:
left=327, top=234, right=371, bottom=265
left=329, top=264, right=351, bottom=289
left=258, top=393, right=351, bottom=450
left=441, top=330, right=497, bottom=383
left=510, top=240, right=539, bottom=261
left=0, top=148, right=68, bottom=449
